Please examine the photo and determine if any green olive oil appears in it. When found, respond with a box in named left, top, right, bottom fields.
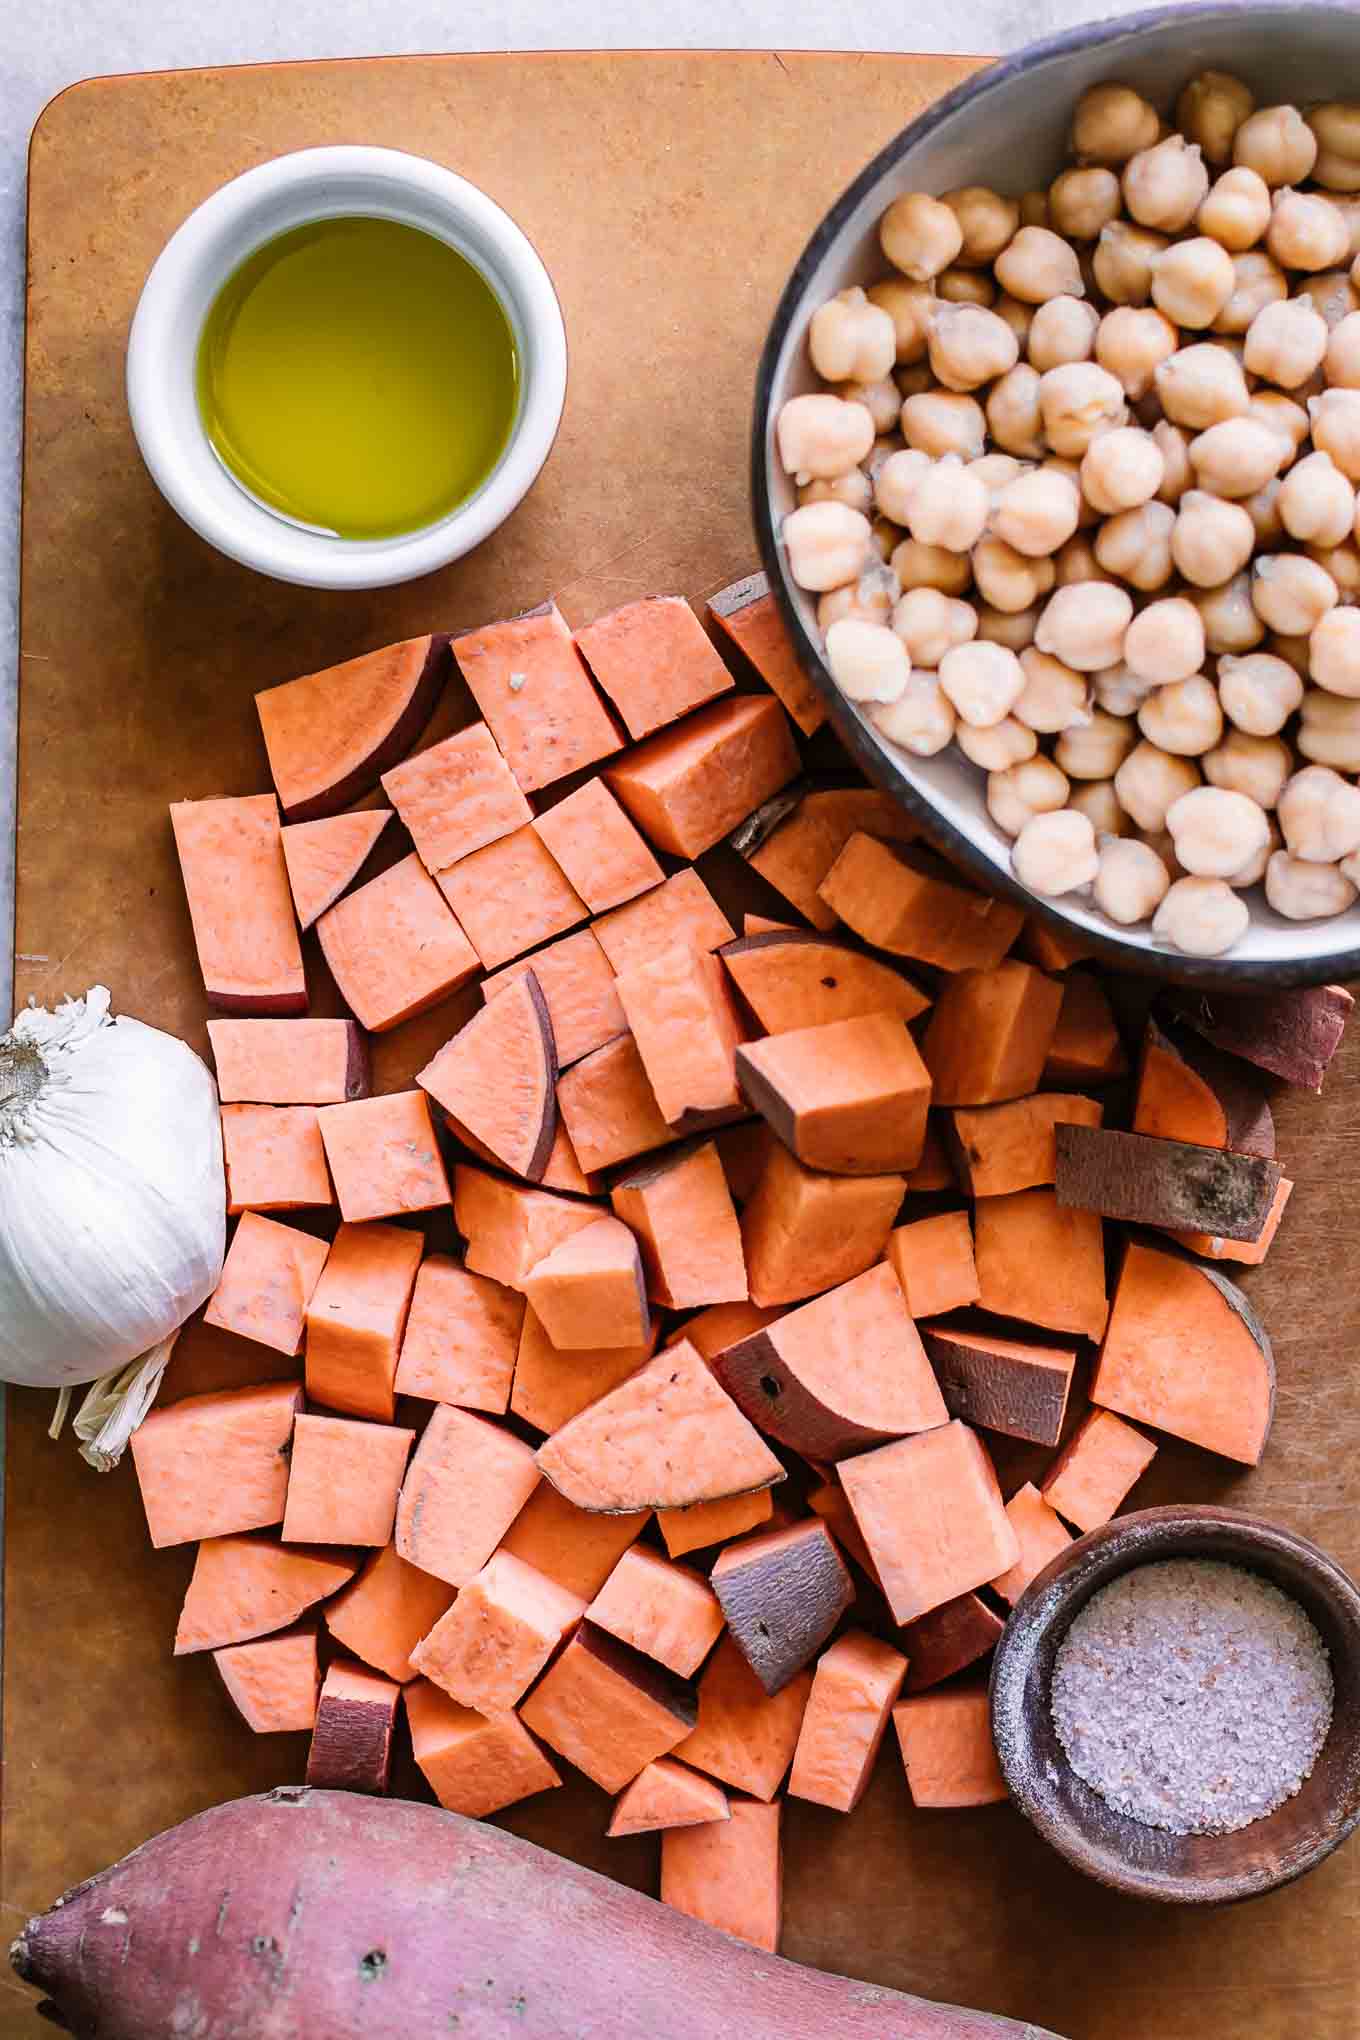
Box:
left=196, top=216, right=519, bottom=539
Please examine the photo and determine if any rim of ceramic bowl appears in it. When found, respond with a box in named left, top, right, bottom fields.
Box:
left=127, top=145, right=567, bottom=590
left=750, top=1, right=1360, bottom=988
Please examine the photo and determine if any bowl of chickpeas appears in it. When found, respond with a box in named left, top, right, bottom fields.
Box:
left=754, top=1, right=1360, bottom=975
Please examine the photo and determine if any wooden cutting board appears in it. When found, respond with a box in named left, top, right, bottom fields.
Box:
left=8, top=51, right=1360, bottom=2040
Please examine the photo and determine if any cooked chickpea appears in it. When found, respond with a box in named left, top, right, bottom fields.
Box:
left=1138, top=673, right=1224, bottom=755
left=891, top=585, right=978, bottom=667
left=1307, top=102, right=1360, bottom=191
left=776, top=394, right=875, bottom=481
left=1055, top=533, right=1116, bottom=586
left=1252, top=552, right=1340, bottom=635
left=1153, top=421, right=1194, bottom=505
left=1094, top=835, right=1172, bottom=921
left=1093, top=308, right=1175, bottom=404
left=977, top=602, right=1039, bottom=649
left=969, top=452, right=1028, bottom=499
left=1271, top=630, right=1313, bottom=678
left=900, top=391, right=986, bottom=461
left=992, top=467, right=1081, bottom=559
left=1298, top=687, right=1360, bottom=768
left=1093, top=662, right=1157, bottom=716
left=1293, top=269, right=1359, bottom=328
left=809, top=287, right=898, bottom=386
left=1078, top=426, right=1164, bottom=514
left=869, top=674, right=956, bottom=756
left=782, top=501, right=873, bottom=591
left=1150, top=236, right=1235, bottom=328
left=1278, top=762, right=1360, bottom=859
left=1008, top=804, right=1101, bottom=897
left=957, top=716, right=1040, bottom=770
left=1188, top=417, right=1287, bottom=499
left=1309, top=537, right=1360, bottom=597
left=890, top=537, right=974, bottom=597
left=1046, top=167, right=1119, bottom=243
left=1177, top=71, right=1255, bottom=165
left=1192, top=572, right=1267, bottom=654
left=1243, top=296, right=1329, bottom=387
left=1155, top=345, right=1249, bottom=432
left=1027, top=296, right=1099, bottom=374
left=1278, top=450, right=1356, bottom=550
left=904, top=458, right=989, bottom=552
left=823, top=617, right=911, bottom=704
left=937, top=268, right=997, bottom=307
left=1096, top=499, right=1178, bottom=590
left=1070, top=779, right=1133, bottom=835
left=1334, top=194, right=1360, bottom=257
left=1072, top=83, right=1160, bottom=166
left=995, top=227, right=1086, bottom=306
left=985, top=365, right=1045, bottom=459
left=1015, top=646, right=1091, bottom=731
left=1232, top=104, right=1318, bottom=186
left=1165, top=784, right=1270, bottom=877
left=983, top=756, right=1071, bottom=838
left=1217, top=649, right=1304, bottom=736
left=1203, top=728, right=1293, bottom=808
left=1197, top=165, right=1273, bottom=253
left=1241, top=478, right=1285, bottom=550
left=1123, top=595, right=1206, bottom=684
left=1054, top=707, right=1137, bottom=780
left=938, top=185, right=1020, bottom=267
left=817, top=563, right=899, bottom=629
left=1326, top=311, right=1360, bottom=388
left=938, top=638, right=1026, bottom=727
left=799, top=469, right=874, bottom=515
left=842, top=377, right=903, bottom=435
left=1264, top=188, right=1349, bottom=273
left=1171, top=490, right=1256, bottom=586
left=1226, top=814, right=1281, bottom=887
left=866, top=277, right=936, bottom=365
left=1265, top=850, right=1357, bottom=917
left=1037, top=362, right=1127, bottom=459
left=1093, top=221, right=1168, bottom=305
left=1114, top=740, right=1202, bottom=829
left=972, top=536, right=1055, bottom=611
left=1035, top=580, right=1134, bottom=671
left=994, top=294, right=1034, bottom=348
left=1247, top=390, right=1310, bottom=460
left=879, top=192, right=963, bottom=281
left=874, top=447, right=930, bottom=524
left=926, top=305, right=1018, bottom=392
left=1212, top=249, right=1288, bottom=334
left=1308, top=604, right=1360, bottom=698
left=1123, top=134, right=1210, bottom=233
left=1152, top=874, right=1250, bottom=952
left=1309, top=388, right=1360, bottom=480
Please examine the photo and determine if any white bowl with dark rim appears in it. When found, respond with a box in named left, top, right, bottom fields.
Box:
left=753, top=1, right=1360, bottom=987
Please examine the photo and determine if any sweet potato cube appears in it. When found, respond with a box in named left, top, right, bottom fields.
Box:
left=282, top=1412, right=415, bottom=1546
left=588, top=1546, right=724, bottom=1678
left=675, top=1634, right=811, bottom=1799
left=418, top=973, right=557, bottom=1182
left=737, top=1014, right=931, bottom=1175
left=316, top=1090, right=451, bottom=1223
left=437, top=825, right=586, bottom=972
left=404, top=1679, right=562, bottom=1817
left=1090, top=1238, right=1274, bottom=1465
left=593, top=868, right=735, bottom=976
left=742, top=787, right=918, bottom=930
left=452, top=601, right=621, bottom=793
left=657, top=1489, right=774, bottom=1559
left=1173, top=1175, right=1295, bottom=1265
left=410, top=1550, right=584, bottom=1712
left=606, top=696, right=800, bottom=859
left=922, top=961, right=1064, bottom=1107
left=840, top=1420, right=1019, bottom=1626
left=575, top=594, right=735, bottom=739
left=306, top=1659, right=401, bottom=1793
left=974, top=1188, right=1108, bottom=1343
left=317, top=853, right=479, bottom=1033
left=788, top=1630, right=909, bottom=1812
left=661, top=1799, right=781, bottom=1954
left=204, top=1213, right=330, bottom=1355
left=484, top=927, right=626, bottom=1069
left=712, top=1521, right=854, bottom=1694
left=380, top=720, right=531, bottom=871
left=453, top=1164, right=602, bottom=1290
left=305, top=1220, right=423, bottom=1421
left=221, top=1104, right=333, bottom=1214
left=1163, top=981, right=1353, bottom=1092
left=130, top=1378, right=304, bottom=1549
left=214, top=1630, right=320, bottom=1734
left=612, top=1141, right=747, bottom=1308
left=900, top=1592, right=1005, bottom=1693
left=1041, top=1408, right=1158, bottom=1533
left=536, top=1339, right=784, bottom=1514
left=499, top=1481, right=650, bottom=1599
left=1054, top=1123, right=1283, bottom=1243
left=888, top=1212, right=980, bottom=1321
left=556, top=1033, right=674, bottom=1174
left=921, top=1326, right=1077, bottom=1448
left=323, top=1543, right=457, bottom=1683
left=716, top=1262, right=945, bottom=1461
left=535, top=1118, right=602, bottom=1197
left=523, top=1216, right=649, bottom=1351
left=892, top=1686, right=1006, bottom=1807
left=208, top=1017, right=369, bottom=1105
left=618, top=947, right=745, bottom=1130
left=608, top=1757, right=730, bottom=1837
left=256, top=634, right=447, bottom=821
left=170, top=793, right=306, bottom=1015
left=393, top=1254, right=524, bottom=1414
left=532, top=776, right=664, bottom=913
left=519, top=1621, right=697, bottom=1792
left=991, top=1482, right=1072, bottom=1603
left=510, top=1306, right=657, bottom=1434
left=280, top=809, right=391, bottom=930
left=720, top=930, right=929, bottom=1033
left=818, top=837, right=1023, bottom=970
left=708, top=570, right=825, bottom=737
left=175, top=1534, right=358, bottom=1655
left=667, top=1299, right=785, bottom=1362
left=1133, top=1016, right=1275, bottom=1155
left=741, top=1144, right=904, bottom=1308
left=907, top=1118, right=956, bottom=1192
left=1017, top=917, right=1098, bottom=971
left=806, top=1482, right=882, bottom=1587
left=396, top=1405, right=540, bottom=1586
left=1043, top=971, right=1126, bottom=1085
left=948, top=1093, right=1104, bottom=1199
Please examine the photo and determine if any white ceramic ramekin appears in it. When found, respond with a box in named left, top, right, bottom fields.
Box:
left=126, top=146, right=567, bottom=590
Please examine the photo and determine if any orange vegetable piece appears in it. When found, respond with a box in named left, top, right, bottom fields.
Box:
left=499, top=1482, right=650, bottom=1600
left=713, top=1121, right=775, bottom=1205
left=744, top=913, right=796, bottom=935
left=819, top=837, right=1024, bottom=970
left=208, top=1017, right=369, bottom=1105
left=380, top=721, right=531, bottom=872
left=523, top=1215, right=649, bottom=1351
left=437, top=825, right=586, bottom=972
left=612, top=1140, right=747, bottom=1308
left=907, top=1117, right=956, bottom=1192
left=220, top=1106, right=331, bottom=1219
left=1043, top=970, right=1126, bottom=1085
left=393, top=1254, right=524, bottom=1414
left=175, top=1534, right=358, bottom=1654
left=280, top=809, right=392, bottom=929
left=737, top=1014, right=931, bottom=1174
left=130, top=1381, right=303, bottom=1549
left=306, top=1659, right=401, bottom=1793
left=404, top=1679, right=562, bottom=1817
left=991, top=1482, right=1072, bottom=1603
left=892, top=1685, right=1007, bottom=1807
left=1041, top=1408, right=1158, bottom=1532
left=214, top=1630, right=320, bottom=1734
left=556, top=1033, right=674, bottom=1175
left=741, top=1142, right=904, bottom=1307
left=656, top=1489, right=774, bottom=1560
left=323, top=1543, right=457, bottom=1683
left=161, top=1313, right=303, bottom=1407
left=519, top=1622, right=698, bottom=1792
left=316, top=1089, right=451, bottom=1222
left=708, top=570, right=825, bottom=737
left=588, top=1545, right=724, bottom=1677
left=841, top=1420, right=1019, bottom=1626
left=805, top=1482, right=882, bottom=1587
left=282, top=1412, right=415, bottom=1547
left=1017, top=917, right=1099, bottom=971
left=1090, top=1237, right=1274, bottom=1465
left=575, top=595, right=735, bottom=739
left=720, top=930, right=929, bottom=1034
left=900, top=1592, right=1005, bottom=1693
left=744, top=788, right=917, bottom=930
left=535, top=1118, right=601, bottom=1197
left=410, top=1549, right=585, bottom=1712
left=922, top=961, right=1064, bottom=1107
left=593, top=868, right=735, bottom=976
left=204, top=1213, right=330, bottom=1356
left=788, top=1630, right=909, bottom=1813
left=453, top=1164, right=603, bottom=1290
left=608, top=1757, right=730, bottom=1837
left=256, top=634, right=447, bottom=821
left=170, top=794, right=306, bottom=1015
left=666, top=1299, right=785, bottom=1362
left=484, top=927, right=625, bottom=1069
left=948, top=1092, right=1104, bottom=1198
left=921, top=1324, right=1077, bottom=1448
left=887, top=1211, right=980, bottom=1320
left=606, top=695, right=800, bottom=859
left=510, top=1305, right=656, bottom=1434
left=532, top=776, right=664, bottom=913
left=1133, top=1017, right=1275, bottom=1155
left=974, top=1188, right=1109, bottom=1342
left=418, top=973, right=557, bottom=1182
left=452, top=601, right=621, bottom=793
left=304, top=1220, right=423, bottom=1421
left=616, top=945, right=746, bottom=1129
left=661, top=1798, right=781, bottom=1954
left=395, top=1404, right=540, bottom=1585
left=1173, top=1175, right=1295, bottom=1265
left=317, top=853, right=479, bottom=1033
left=675, top=1634, right=811, bottom=1799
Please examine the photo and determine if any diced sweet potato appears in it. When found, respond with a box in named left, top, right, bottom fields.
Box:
left=1017, top=918, right=1098, bottom=971
left=536, top=1339, right=784, bottom=1514
left=532, top=777, right=664, bottom=913
left=410, top=1550, right=584, bottom=1712
left=484, top=928, right=626, bottom=1070
left=380, top=721, right=531, bottom=871
left=1043, top=971, right=1126, bottom=1086
left=519, top=1621, right=698, bottom=1791
left=510, top=1306, right=657, bottom=1434
left=204, top=1213, right=330, bottom=1355
left=221, top=1104, right=333, bottom=1214
left=744, top=913, right=797, bottom=935
left=819, top=837, right=1023, bottom=970
left=1133, top=1016, right=1275, bottom=1156
left=452, top=601, right=621, bottom=793
left=1164, top=982, right=1354, bottom=1091
left=523, top=1215, right=650, bottom=1351
left=437, top=825, right=587, bottom=972
left=900, top=1592, right=1005, bottom=1693
left=657, top=1489, right=774, bottom=1560
left=805, top=1482, right=882, bottom=1587
left=712, top=1521, right=853, bottom=1694
left=973, top=1189, right=1108, bottom=1343
left=840, top=1420, right=1019, bottom=1626
left=499, top=1482, right=650, bottom=1600
left=922, top=962, right=1064, bottom=1108
left=256, top=634, right=448, bottom=820
left=318, top=854, right=479, bottom=1033
left=213, top=1629, right=320, bottom=1734
left=921, top=1326, right=1076, bottom=1448
left=208, top=1018, right=369, bottom=1105
left=715, top=1262, right=945, bottom=1461
left=991, top=1483, right=1072, bottom=1603
left=316, top=1089, right=452, bottom=1222
left=305, top=1220, right=423, bottom=1421
left=588, top=1546, right=724, bottom=1678
left=171, top=794, right=306, bottom=1014
left=667, top=1300, right=785, bottom=1363
left=393, top=1254, right=524, bottom=1414
left=737, top=1014, right=931, bottom=1175
left=907, top=1118, right=956, bottom=1193
left=720, top=931, right=929, bottom=1034
left=396, top=1405, right=540, bottom=1586
left=557, top=1033, right=674, bottom=1174
left=887, top=1212, right=980, bottom=1321
left=418, top=974, right=557, bottom=1182
left=892, top=1686, right=1006, bottom=1807
left=1041, top=1408, right=1158, bottom=1534
left=708, top=570, right=825, bottom=736
left=282, top=1412, right=415, bottom=1546
left=404, top=1679, right=562, bottom=1817
left=175, top=1535, right=358, bottom=1655
left=606, top=696, right=800, bottom=858
left=661, top=1799, right=781, bottom=1954
left=675, top=1634, right=811, bottom=1799
left=612, top=1141, right=747, bottom=1308
left=947, top=1093, right=1103, bottom=1199
left=323, top=1543, right=458, bottom=1683
left=740, top=787, right=917, bottom=930
left=616, top=946, right=746, bottom=1130
left=306, top=1659, right=401, bottom=1793
left=1174, top=1175, right=1295, bottom=1265
left=280, top=809, right=392, bottom=929
left=453, top=1164, right=602, bottom=1290
left=131, top=1381, right=303, bottom=1550
left=593, top=869, right=735, bottom=976
left=715, top=1120, right=776, bottom=1205
left=535, top=1119, right=602, bottom=1197
left=1056, top=1122, right=1282, bottom=1243
left=576, top=595, right=735, bottom=739
left=788, top=1630, right=909, bottom=1812
left=1090, top=1237, right=1275, bottom=1465
left=608, top=1757, right=731, bottom=1837
left=741, top=1145, right=904, bottom=1308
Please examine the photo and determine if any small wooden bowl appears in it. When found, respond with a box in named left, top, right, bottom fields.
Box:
left=989, top=1506, right=1360, bottom=1905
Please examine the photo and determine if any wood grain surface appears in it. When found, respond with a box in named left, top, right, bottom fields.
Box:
left=7, top=51, right=1360, bottom=2040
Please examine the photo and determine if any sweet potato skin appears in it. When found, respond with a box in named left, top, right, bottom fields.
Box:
left=12, top=1789, right=1064, bottom=2040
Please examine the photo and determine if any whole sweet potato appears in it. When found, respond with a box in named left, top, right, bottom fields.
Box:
left=12, top=1788, right=1063, bottom=2039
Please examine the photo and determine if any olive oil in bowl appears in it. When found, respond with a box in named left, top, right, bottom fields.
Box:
left=196, top=216, right=519, bottom=539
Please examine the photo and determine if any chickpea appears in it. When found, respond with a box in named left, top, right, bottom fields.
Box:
left=1178, top=71, right=1255, bottom=165
left=1096, top=499, right=1178, bottom=590
left=937, top=268, right=997, bottom=307
left=808, top=286, right=898, bottom=386
left=1326, top=311, right=1360, bottom=388
left=995, top=227, right=1086, bottom=306
left=1203, top=728, right=1293, bottom=809
left=1055, top=707, right=1138, bottom=779
left=1151, top=237, right=1236, bottom=328
left=895, top=362, right=935, bottom=399
left=1216, top=649, right=1303, bottom=737
left=1243, top=296, right=1329, bottom=387
left=1192, top=573, right=1267, bottom=655
left=842, top=377, right=903, bottom=435
left=993, top=467, right=1082, bottom=558
left=1055, top=533, right=1117, bottom=586
left=869, top=674, right=956, bottom=756
left=1226, top=813, right=1281, bottom=887
left=938, top=185, right=1019, bottom=268
left=972, top=536, right=1055, bottom=612
left=776, top=393, right=875, bottom=482
left=1138, top=673, right=1224, bottom=756
left=1270, top=630, right=1313, bottom=679
left=1251, top=552, right=1340, bottom=636
left=1078, top=426, right=1163, bottom=514
left=1093, top=221, right=1169, bottom=305
left=1122, top=134, right=1209, bottom=233
left=1308, top=537, right=1360, bottom=597
left=1278, top=762, right=1360, bottom=859
left=1044, top=168, right=1117, bottom=245
left=1036, top=580, right=1134, bottom=671
left=925, top=305, right=1017, bottom=393
left=986, top=364, right=1045, bottom=459
left=818, top=563, right=899, bottom=630
left=1040, top=456, right=1096, bottom=531
left=1114, top=740, right=1202, bottom=829
left=1093, top=307, right=1175, bottom=404
left=1153, top=874, right=1250, bottom=952
left=900, top=390, right=986, bottom=460
left=1308, top=604, right=1360, bottom=698
left=1072, top=83, right=1160, bottom=166
left=968, top=452, right=1028, bottom=499
left=981, top=756, right=1070, bottom=839
left=1008, top=808, right=1098, bottom=896
left=1212, top=249, right=1288, bottom=334
left=1153, top=421, right=1194, bottom=505
left=1307, top=102, right=1360, bottom=192
left=890, top=537, right=973, bottom=597
left=1309, top=388, right=1360, bottom=480
left=874, top=447, right=930, bottom=524
left=977, top=602, right=1039, bottom=650
left=1122, top=595, right=1205, bottom=684
left=823, top=617, right=911, bottom=705
left=1197, top=165, right=1273, bottom=252
left=1094, top=835, right=1172, bottom=922
left=1264, top=189, right=1349, bottom=275
left=799, top=469, right=874, bottom=515
left=1298, top=686, right=1360, bottom=768
left=958, top=716, right=1040, bottom=770
left=880, top=192, right=963, bottom=281
left=1278, top=451, right=1355, bottom=551
left=891, top=585, right=978, bottom=667
left=1019, top=190, right=1051, bottom=229
left=1038, top=362, right=1128, bottom=460
left=905, top=458, right=990, bottom=552
left=1155, top=347, right=1249, bottom=434
left=1333, top=194, right=1360, bottom=258
left=994, top=294, right=1035, bottom=348
left=1189, top=417, right=1286, bottom=500
left=1165, top=784, right=1270, bottom=877
left=1093, top=661, right=1157, bottom=716
left=1015, top=645, right=1091, bottom=731
left=867, top=277, right=936, bottom=365
left=1231, top=103, right=1317, bottom=186
left=938, top=638, right=1025, bottom=727
left=1247, top=390, right=1310, bottom=459
left=782, top=501, right=873, bottom=592
left=1071, top=779, right=1133, bottom=835
left=1027, top=297, right=1099, bottom=374
left=1293, top=269, right=1360, bottom=329
left=1171, top=490, right=1256, bottom=587
left=1265, top=850, right=1357, bottom=917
